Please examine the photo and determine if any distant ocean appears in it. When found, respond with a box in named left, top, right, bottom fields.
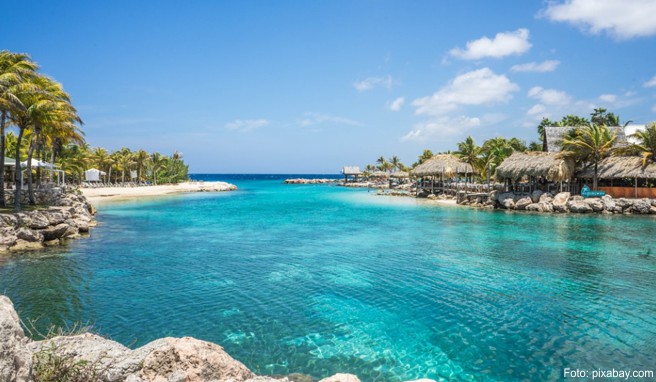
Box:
left=1, top=175, right=655, bottom=381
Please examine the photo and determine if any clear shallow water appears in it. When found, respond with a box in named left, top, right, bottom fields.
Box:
left=1, top=174, right=656, bottom=381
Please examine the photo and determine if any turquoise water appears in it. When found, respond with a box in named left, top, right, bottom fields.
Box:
left=1, top=175, right=656, bottom=381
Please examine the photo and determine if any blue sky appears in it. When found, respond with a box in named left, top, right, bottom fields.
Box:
left=3, top=0, right=656, bottom=173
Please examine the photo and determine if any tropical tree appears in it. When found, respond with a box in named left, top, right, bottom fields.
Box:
left=536, top=117, right=554, bottom=152
left=590, top=107, right=631, bottom=127
left=454, top=136, right=482, bottom=173
left=375, top=156, right=388, bottom=172
left=150, top=152, right=168, bottom=185
left=134, top=149, right=150, bottom=181
left=481, top=137, right=514, bottom=176
left=0, top=51, right=38, bottom=207
left=562, top=123, right=617, bottom=189
left=413, top=149, right=434, bottom=168
left=389, top=156, right=401, bottom=172
left=620, top=121, right=656, bottom=166
left=116, top=148, right=134, bottom=184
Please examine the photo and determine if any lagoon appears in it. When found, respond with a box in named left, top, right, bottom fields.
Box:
left=1, top=175, right=655, bottom=381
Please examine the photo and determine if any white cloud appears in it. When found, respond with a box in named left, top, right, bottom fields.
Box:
left=527, top=104, right=548, bottom=117
left=225, top=119, right=269, bottom=132
left=299, top=112, right=363, bottom=128
left=644, top=75, right=656, bottom=88
left=599, top=94, right=617, bottom=103
left=401, top=116, right=481, bottom=142
left=412, top=68, right=519, bottom=116
left=511, top=60, right=560, bottom=72
left=449, top=28, right=532, bottom=60
left=542, top=0, right=656, bottom=39
left=527, top=86, right=572, bottom=105
left=388, top=97, right=405, bottom=111
left=353, top=75, right=394, bottom=91
left=652, top=105, right=656, bottom=113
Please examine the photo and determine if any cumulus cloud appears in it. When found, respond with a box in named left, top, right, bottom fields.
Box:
left=542, top=0, right=656, bottom=39
left=527, top=86, right=572, bottom=105
left=599, top=94, right=617, bottom=103
left=412, top=68, right=519, bottom=116
left=511, top=60, right=560, bottom=72
left=388, top=97, right=405, bottom=111
left=353, top=75, right=394, bottom=91
left=527, top=104, right=548, bottom=117
left=225, top=119, right=269, bottom=132
left=449, top=28, right=532, bottom=60
left=401, top=116, right=481, bottom=142
left=299, top=112, right=363, bottom=128
left=644, top=75, right=656, bottom=88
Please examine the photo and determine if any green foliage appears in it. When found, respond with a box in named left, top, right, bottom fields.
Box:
left=412, top=149, right=434, bottom=168
left=33, top=344, right=102, bottom=382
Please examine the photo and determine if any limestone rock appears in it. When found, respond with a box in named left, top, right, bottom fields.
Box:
left=515, top=197, right=532, bottom=210
left=46, top=211, right=66, bottom=225
left=11, top=240, right=43, bottom=251
left=568, top=201, right=592, bottom=213
left=586, top=198, right=604, bottom=212
left=553, top=192, right=570, bottom=207
left=27, top=212, right=50, bottom=229
left=617, top=198, right=633, bottom=210
left=41, top=223, right=70, bottom=241
left=0, top=296, right=32, bottom=382
left=319, top=374, right=361, bottom=382
left=601, top=195, right=616, bottom=211
left=139, top=337, right=255, bottom=382
left=15, top=227, right=42, bottom=242
left=530, top=190, right=543, bottom=203
left=538, top=192, right=553, bottom=203
left=0, top=228, right=17, bottom=247
left=632, top=199, right=652, bottom=214
left=650, top=206, right=656, bottom=214
left=525, top=203, right=541, bottom=212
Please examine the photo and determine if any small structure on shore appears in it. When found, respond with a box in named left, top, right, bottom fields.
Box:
left=579, top=156, right=656, bottom=198
left=341, top=166, right=362, bottom=184
left=411, top=154, right=474, bottom=195
left=495, top=151, right=575, bottom=194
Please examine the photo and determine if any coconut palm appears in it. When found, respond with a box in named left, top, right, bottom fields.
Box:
left=134, top=149, right=150, bottom=181
left=455, top=136, right=482, bottom=173
left=623, top=121, right=656, bottom=166
left=562, top=123, right=617, bottom=190
left=413, top=149, right=434, bottom=168
left=482, top=137, right=514, bottom=174
left=388, top=156, right=401, bottom=172
left=150, top=152, right=168, bottom=185
left=0, top=51, right=38, bottom=207
left=536, top=118, right=554, bottom=152
left=116, top=148, right=134, bottom=184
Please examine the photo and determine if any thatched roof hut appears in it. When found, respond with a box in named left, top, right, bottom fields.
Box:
left=370, top=170, right=389, bottom=178
left=579, top=156, right=656, bottom=179
left=411, top=154, right=474, bottom=177
left=390, top=171, right=409, bottom=178
left=342, top=166, right=362, bottom=175
left=495, top=152, right=575, bottom=182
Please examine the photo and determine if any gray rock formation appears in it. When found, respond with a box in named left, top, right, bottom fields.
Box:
left=632, top=199, right=652, bottom=214
left=0, top=296, right=32, bottom=382
left=514, top=197, right=532, bottom=210
left=530, top=190, right=543, bottom=203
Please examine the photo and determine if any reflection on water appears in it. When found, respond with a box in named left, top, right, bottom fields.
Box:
left=1, top=178, right=656, bottom=381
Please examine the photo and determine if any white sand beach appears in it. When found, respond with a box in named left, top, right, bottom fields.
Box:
left=81, top=181, right=237, bottom=203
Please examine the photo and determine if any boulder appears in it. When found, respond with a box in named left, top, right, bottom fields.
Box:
left=632, top=199, right=652, bottom=214
left=11, top=240, right=43, bottom=251
left=530, top=190, right=543, bottom=203
left=570, top=195, right=584, bottom=202
left=319, top=374, right=361, bottom=382
left=15, top=227, right=42, bottom=242
left=540, top=202, right=554, bottom=213
left=552, top=192, right=570, bottom=207
left=515, top=197, right=532, bottom=210
left=41, top=223, right=70, bottom=241
left=538, top=193, right=553, bottom=203
left=601, top=195, right=616, bottom=211
left=46, top=212, right=66, bottom=225
left=650, top=206, right=656, bottom=215
left=27, top=212, right=50, bottom=229
left=616, top=198, right=633, bottom=210
left=586, top=198, right=604, bottom=212
left=568, top=201, right=593, bottom=213
left=0, top=228, right=17, bottom=247
left=0, top=214, right=17, bottom=227
left=525, top=203, right=541, bottom=212
left=0, top=296, right=32, bottom=382
left=138, top=337, right=255, bottom=382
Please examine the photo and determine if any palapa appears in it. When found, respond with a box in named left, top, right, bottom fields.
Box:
left=390, top=171, right=409, bottom=178
left=579, top=156, right=656, bottom=179
left=495, top=151, right=574, bottom=182
left=410, top=154, right=474, bottom=177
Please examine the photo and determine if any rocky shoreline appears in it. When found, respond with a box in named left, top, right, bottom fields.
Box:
left=456, top=190, right=656, bottom=215
left=0, top=296, right=433, bottom=382
left=0, top=191, right=96, bottom=253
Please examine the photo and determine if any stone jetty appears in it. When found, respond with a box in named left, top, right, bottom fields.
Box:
left=0, top=191, right=96, bottom=252
left=459, top=190, right=656, bottom=215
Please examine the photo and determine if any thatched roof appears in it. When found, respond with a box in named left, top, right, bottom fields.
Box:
left=370, top=171, right=390, bottom=178
left=342, top=166, right=362, bottom=175
left=495, top=151, right=575, bottom=182
left=579, top=156, right=656, bottom=179
left=411, top=154, right=474, bottom=177
left=390, top=171, right=409, bottom=178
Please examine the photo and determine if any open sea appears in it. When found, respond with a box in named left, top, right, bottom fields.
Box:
left=1, top=174, right=656, bottom=381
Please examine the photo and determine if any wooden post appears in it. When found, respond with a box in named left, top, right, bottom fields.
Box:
left=635, top=177, right=638, bottom=198
left=431, top=176, right=434, bottom=194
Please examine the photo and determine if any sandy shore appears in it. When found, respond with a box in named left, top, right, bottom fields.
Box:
left=81, top=181, right=237, bottom=204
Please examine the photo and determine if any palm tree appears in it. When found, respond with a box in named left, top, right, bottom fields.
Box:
left=413, top=149, right=434, bottom=168
left=626, top=122, right=656, bottom=166
left=0, top=51, right=38, bottom=207
left=91, top=147, right=110, bottom=182
left=388, top=156, right=401, bottom=172
left=562, top=123, right=617, bottom=190
left=482, top=137, right=514, bottom=176
left=536, top=118, right=554, bottom=152
left=455, top=136, right=482, bottom=173
left=150, top=152, right=168, bottom=185
left=116, top=148, right=134, bottom=184
left=134, top=149, right=150, bottom=181
left=375, top=156, right=388, bottom=171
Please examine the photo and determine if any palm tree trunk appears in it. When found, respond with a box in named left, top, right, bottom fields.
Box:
left=0, top=111, right=6, bottom=208
left=13, top=127, right=25, bottom=211
left=593, top=161, right=598, bottom=190
left=27, top=136, right=37, bottom=205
